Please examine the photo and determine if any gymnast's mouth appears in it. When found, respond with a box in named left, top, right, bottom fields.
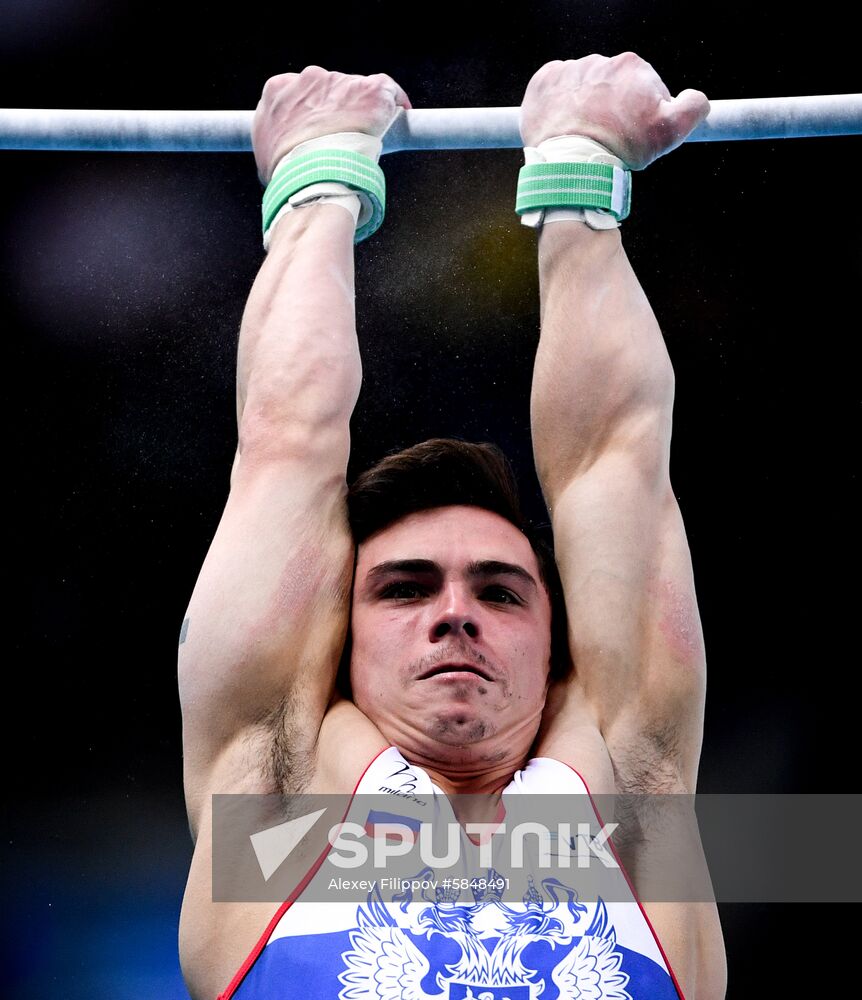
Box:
left=417, top=663, right=494, bottom=682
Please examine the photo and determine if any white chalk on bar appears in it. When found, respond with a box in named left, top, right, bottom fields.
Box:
left=0, top=95, right=859, bottom=153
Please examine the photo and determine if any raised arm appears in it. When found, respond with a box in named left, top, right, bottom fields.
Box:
left=177, top=68, right=410, bottom=836
left=524, top=55, right=712, bottom=794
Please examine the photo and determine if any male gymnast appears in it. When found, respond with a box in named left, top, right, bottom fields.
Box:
left=178, top=54, right=727, bottom=999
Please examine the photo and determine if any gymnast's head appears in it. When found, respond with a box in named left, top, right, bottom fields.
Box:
left=340, top=437, right=571, bottom=760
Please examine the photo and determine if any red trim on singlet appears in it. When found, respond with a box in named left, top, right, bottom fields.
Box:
left=539, top=756, right=687, bottom=1000
left=216, top=744, right=394, bottom=1000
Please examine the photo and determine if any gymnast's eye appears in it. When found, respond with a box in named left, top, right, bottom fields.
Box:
left=483, top=586, right=520, bottom=604
left=380, top=582, right=426, bottom=599
left=379, top=582, right=521, bottom=605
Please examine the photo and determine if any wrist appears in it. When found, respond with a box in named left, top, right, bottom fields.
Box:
left=261, top=133, right=386, bottom=249
left=263, top=189, right=362, bottom=252
left=266, top=197, right=358, bottom=255
left=538, top=215, right=621, bottom=267
left=517, top=135, right=632, bottom=231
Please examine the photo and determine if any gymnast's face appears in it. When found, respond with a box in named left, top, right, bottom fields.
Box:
left=349, top=505, right=553, bottom=763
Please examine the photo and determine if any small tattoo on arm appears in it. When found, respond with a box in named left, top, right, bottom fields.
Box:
left=179, top=617, right=190, bottom=645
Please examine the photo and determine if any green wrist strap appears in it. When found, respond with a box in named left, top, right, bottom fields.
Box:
left=262, top=148, right=386, bottom=244
left=515, top=160, right=632, bottom=221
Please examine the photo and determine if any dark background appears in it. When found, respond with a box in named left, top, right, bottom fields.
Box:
left=2, top=1, right=859, bottom=996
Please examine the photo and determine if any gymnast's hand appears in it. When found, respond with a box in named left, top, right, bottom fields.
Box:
left=252, top=65, right=412, bottom=185
left=519, top=52, right=710, bottom=169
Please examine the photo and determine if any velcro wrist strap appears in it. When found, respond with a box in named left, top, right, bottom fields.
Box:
left=516, top=134, right=632, bottom=229
left=516, top=160, right=631, bottom=220
left=262, top=138, right=385, bottom=244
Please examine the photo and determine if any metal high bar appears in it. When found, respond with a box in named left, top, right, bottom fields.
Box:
left=0, top=95, right=860, bottom=154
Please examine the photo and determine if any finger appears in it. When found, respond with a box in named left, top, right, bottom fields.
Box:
left=666, top=88, right=711, bottom=137
left=671, top=89, right=710, bottom=131
left=369, top=72, right=413, bottom=110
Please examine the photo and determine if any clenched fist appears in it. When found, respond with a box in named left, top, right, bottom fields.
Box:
left=520, top=52, right=709, bottom=170
left=252, top=65, right=412, bottom=185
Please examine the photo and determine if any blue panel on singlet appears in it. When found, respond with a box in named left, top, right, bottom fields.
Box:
left=233, top=927, right=680, bottom=999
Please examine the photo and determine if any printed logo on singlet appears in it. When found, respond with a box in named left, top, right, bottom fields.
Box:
left=376, top=762, right=429, bottom=806
left=337, top=879, right=635, bottom=1000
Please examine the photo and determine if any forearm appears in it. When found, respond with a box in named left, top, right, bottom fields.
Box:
left=531, top=221, right=675, bottom=501
left=235, top=202, right=362, bottom=455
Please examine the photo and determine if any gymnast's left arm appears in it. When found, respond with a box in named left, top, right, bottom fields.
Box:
left=523, top=54, right=712, bottom=795
left=524, top=59, right=728, bottom=998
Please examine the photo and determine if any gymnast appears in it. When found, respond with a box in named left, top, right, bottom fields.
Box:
left=177, top=53, right=727, bottom=999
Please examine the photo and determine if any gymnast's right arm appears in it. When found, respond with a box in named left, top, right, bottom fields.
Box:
left=176, top=69, right=410, bottom=840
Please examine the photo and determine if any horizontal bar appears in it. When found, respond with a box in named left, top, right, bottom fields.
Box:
left=0, top=95, right=860, bottom=153
left=383, top=96, right=862, bottom=151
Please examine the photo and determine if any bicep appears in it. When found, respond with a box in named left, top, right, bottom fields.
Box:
left=544, top=451, right=706, bottom=772
left=177, top=424, right=355, bottom=781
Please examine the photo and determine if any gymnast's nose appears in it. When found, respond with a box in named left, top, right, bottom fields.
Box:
left=429, top=582, right=480, bottom=641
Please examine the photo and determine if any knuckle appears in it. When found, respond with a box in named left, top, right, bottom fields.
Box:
left=300, top=64, right=329, bottom=78
left=365, top=74, right=393, bottom=94
left=537, top=59, right=564, bottom=75
left=262, top=72, right=298, bottom=93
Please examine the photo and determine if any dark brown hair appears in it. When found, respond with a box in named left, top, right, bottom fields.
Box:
left=337, top=437, right=572, bottom=695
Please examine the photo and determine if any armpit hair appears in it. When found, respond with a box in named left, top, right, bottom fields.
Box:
left=605, top=721, right=690, bottom=870
left=609, top=718, right=685, bottom=796
left=257, top=691, right=317, bottom=797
